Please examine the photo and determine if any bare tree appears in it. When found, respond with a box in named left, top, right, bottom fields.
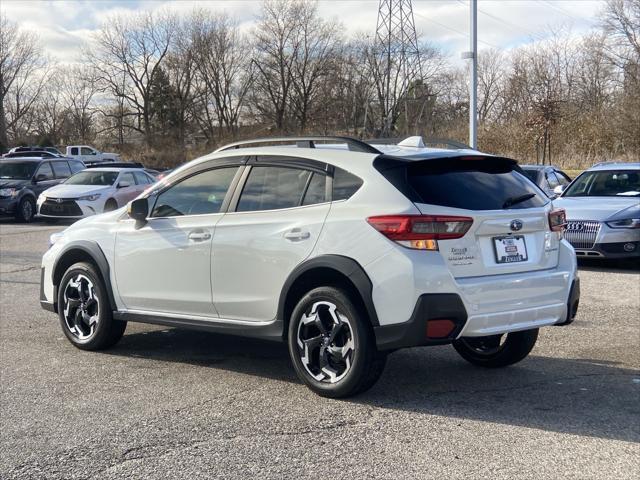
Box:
left=477, top=49, right=506, bottom=123
left=190, top=10, right=252, bottom=140
left=0, top=14, right=48, bottom=148
left=86, top=10, right=176, bottom=146
left=62, top=65, right=99, bottom=143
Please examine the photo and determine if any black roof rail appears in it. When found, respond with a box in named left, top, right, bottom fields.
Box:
left=214, top=136, right=382, bottom=154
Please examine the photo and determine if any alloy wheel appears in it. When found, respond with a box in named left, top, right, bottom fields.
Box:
left=296, top=301, right=355, bottom=384
left=62, top=273, right=100, bottom=340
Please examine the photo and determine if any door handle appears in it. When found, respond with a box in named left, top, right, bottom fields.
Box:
left=284, top=228, right=310, bottom=241
left=188, top=230, right=211, bottom=241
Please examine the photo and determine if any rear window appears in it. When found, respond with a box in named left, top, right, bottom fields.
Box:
left=521, top=169, right=539, bottom=183
left=405, top=158, right=547, bottom=210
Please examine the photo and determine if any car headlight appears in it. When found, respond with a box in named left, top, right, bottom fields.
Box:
left=0, top=188, right=19, bottom=198
left=78, top=193, right=101, bottom=202
left=606, top=218, right=640, bottom=229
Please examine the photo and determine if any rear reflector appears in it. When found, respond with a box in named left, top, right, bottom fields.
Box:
left=366, top=215, right=473, bottom=250
left=549, top=208, right=567, bottom=233
left=426, top=319, right=456, bottom=338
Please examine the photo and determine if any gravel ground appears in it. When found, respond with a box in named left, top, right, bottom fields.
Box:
left=1, top=219, right=638, bottom=479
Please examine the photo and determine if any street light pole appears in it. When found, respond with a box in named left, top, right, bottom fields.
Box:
left=469, top=0, right=478, bottom=149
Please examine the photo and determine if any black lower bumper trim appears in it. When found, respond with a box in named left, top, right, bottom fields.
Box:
left=374, top=293, right=468, bottom=351
left=40, top=300, right=56, bottom=312
left=556, top=277, right=580, bottom=326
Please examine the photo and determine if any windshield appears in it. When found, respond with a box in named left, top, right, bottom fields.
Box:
left=563, top=170, right=639, bottom=197
left=64, top=171, right=118, bottom=186
left=0, top=162, right=38, bottom=180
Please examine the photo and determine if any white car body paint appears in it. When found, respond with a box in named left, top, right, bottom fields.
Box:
left=41, top=143, right=578, bottom=341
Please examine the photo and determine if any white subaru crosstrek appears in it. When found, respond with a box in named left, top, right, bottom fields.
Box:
left=40, top=137, right=580, bottom=398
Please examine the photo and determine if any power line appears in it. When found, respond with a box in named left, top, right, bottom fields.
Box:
left=538, top=0, right=597, bottom=26
left=455, top=0, right=538, bottom=38
left=413, top=9, right=499, bottom=48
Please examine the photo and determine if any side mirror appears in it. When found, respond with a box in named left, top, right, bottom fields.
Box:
left=34, top=174, right=47, bottom=182
left=117, top=181, right=131, bottom=189
left=553, top=185, right=565, bottom=196
left=127, top=197, right=148, bottom=224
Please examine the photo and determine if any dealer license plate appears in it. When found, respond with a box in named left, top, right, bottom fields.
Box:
left=493, top=235, right=528, bottom=263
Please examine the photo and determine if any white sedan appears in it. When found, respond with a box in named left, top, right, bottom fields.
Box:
left=37, top=168, right=155, bottom=220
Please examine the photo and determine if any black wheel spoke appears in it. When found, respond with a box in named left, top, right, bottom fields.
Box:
left=303, top=335, right=323, bottom=351
left=328, top=322, right=344, bottom=343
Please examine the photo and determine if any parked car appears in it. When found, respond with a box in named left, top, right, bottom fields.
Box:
left=37, top=167, right=155, bottom=220
left=40, top=136, right=579, bottom=398
left=0, top=157, right=84, bottom=222
left=3, top=150, right=67, bottom=159
left=520, top=165, right=572, bottom=198
left=6, top=146, right=63, bottom=156
left=65, top=145, right=120, bottom=164
left=553, top=162, right=639, bottom=259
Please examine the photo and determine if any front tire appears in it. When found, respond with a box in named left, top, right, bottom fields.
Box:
left=288, top=286, right=386, bottom=398
left=57, top=262, right=126, bottom=350
left=103, top=199, right=118, bottom=212
left=16, top=196, right=35, bottom=222
left=452, top=328, right=539, bottom=368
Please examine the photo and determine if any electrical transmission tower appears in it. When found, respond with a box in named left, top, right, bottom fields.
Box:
left=374, top=0, right=424, bottom=137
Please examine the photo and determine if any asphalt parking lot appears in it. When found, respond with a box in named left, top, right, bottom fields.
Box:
left=1, top=220, right=638, bottom=479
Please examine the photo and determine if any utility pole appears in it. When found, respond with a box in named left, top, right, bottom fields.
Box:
left=462, top=0, right=478, bottom=148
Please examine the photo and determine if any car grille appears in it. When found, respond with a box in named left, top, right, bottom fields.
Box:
left=40, top=198, right=83, bottom=217
left=564, top=220, right=601, bottom=250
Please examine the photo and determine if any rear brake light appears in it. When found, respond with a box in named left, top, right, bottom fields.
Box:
left=549, top=209, right=567, bottom=233
left=367, top=215, right=473, bottom=250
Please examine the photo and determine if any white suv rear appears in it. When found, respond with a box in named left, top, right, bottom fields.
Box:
left=40, top=137, right=579, bottom=398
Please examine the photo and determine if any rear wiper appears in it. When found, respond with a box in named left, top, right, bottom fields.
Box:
left=503, top=193, right=536, bottom=209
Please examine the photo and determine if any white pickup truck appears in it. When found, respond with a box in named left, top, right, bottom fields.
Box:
left=65, top=146, right=120, bottom=164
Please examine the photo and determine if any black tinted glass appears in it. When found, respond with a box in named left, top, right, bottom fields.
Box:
left=35, top=162, right=54, bottom=180
left=333, top=167, right=363, bottom=201
left=407, top=159, right=547, bottom=210
left=52, top=161, right=71, bottom=178
left=302, top=173, right=327, bottom=205
left=0, top=162, right=38, bottom=179
left=237, top=166, right=311, bottom=212
left=521, top=169, right=539, bottom=183
left=152, top=167, right=238, bottom=217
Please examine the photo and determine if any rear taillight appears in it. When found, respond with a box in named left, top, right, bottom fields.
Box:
left=549, top=209, right=567, bottom=233
left=366, top=215, right=473, bottom=250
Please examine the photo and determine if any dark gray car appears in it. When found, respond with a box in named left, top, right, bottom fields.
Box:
left=0, top=157, right=85, bottom=222
left=520, top=165, right=571, bottom=198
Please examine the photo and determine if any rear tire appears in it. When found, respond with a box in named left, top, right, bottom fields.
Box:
left=452, top=328, right=538, bottom=368
left=288, top=286, right=386, bottom=398
left=16, top=196, right=35, bottom=223
left=57, top=262, right=126, bottom=351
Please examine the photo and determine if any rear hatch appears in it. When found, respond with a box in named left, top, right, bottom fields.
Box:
left=377, top=155, right=560, bottom=278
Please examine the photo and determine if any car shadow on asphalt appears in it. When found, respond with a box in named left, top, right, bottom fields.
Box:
left=106, top=328, right=640, bottom=444
left=578, top=258, right=640, bottom=273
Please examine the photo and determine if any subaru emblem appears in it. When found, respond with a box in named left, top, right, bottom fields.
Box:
left=510, top=219, right=523, bottom=232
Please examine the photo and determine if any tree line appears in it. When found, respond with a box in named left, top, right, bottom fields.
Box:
left=1, top=0, right=638, bottom=167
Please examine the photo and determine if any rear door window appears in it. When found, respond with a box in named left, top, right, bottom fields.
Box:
left=237, top=166, right=311, bottom=212
left=405, top=158, right=547, bottom=210
left=69, top=161, right=85, bottom=173
left=302, top=173, right=327, bottom=205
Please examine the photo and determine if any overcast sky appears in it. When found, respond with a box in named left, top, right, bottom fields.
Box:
left=2, top=0, right=605, bottom=63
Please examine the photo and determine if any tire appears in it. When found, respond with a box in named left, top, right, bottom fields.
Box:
left=452, top=328, right=539, bottom=368
left=16, top=196, right=35, bottom=223
left=288, top=286, right=386, bottom=398
left=57, top=262, right=126, bottom=351
left=103, top=199, right=118, bottom=212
